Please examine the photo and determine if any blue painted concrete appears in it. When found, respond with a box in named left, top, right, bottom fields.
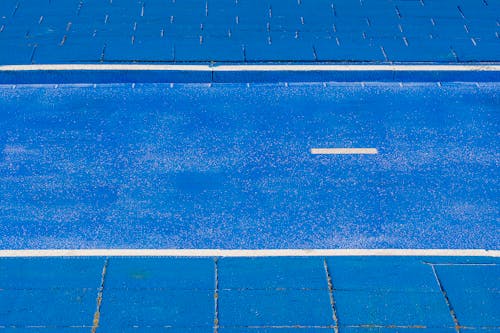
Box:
left=339, top=329, right=456, bottom=333
left=2, top=68, right=500, bottom=86
left=327, top=257, right=455, bottom=329
left=0, top=256, right=498, bottom=332
left=325, top=257, right=440, bottom=292
left=0, top=329, right=90, bottom=333
left=0, top=0, right=499, bottom=65
left=0, top=289, right=96, bottom=328
left=0, top=82, right=498, bottom=250
left=0, top=257, right=104, bottom=288
left=219, top=289, right=333, bottom=327
left=97, top=289, right=214, bottom=329
left=218, top=257, right=326, bottom=289
left=105, top=257, right=214, bottom=289
left=436, top=265, right=500, bottom=327
left=334, top=290, right=454, bottom=328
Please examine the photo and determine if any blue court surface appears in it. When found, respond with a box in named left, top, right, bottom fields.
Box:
left=0, top=81, right=499, bottom=250
left=0, top=0, right=499, bottom=331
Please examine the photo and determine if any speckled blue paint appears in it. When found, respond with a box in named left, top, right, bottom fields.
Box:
left=0, top=0, right=498, bottom=64
left=0, top=82, right=498, bottom=250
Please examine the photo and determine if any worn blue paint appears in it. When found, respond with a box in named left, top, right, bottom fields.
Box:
left=0, top=256, right=498, bottom=331
left=0, top=329, right=91, bottom=333
left=435, top=264, right=500, bottom=291
left=435, top=265, right=500, bottom=327
left=0, top=82, right=498, bottom=250
left=1, top=69, right=500, bottom=85
left=0, top=289, right=96, bottom=328
left=105, top=257, right=214, bottom=289
left=0, top=258, right=101, bottom=329
left=218, top=329, right=333, bottom=333
left=334, top=290, right=454, bottom=328
left=339, top=329, right=456, bottom=333
left=0, top=0, right=499, bottom=65
left=219, top=289, right=334, bottom=327
left=326, top=258, right=456, bottom=329
left=218, top=257, right=326, bottom=289
left=97, top=289, right=214, bottom=329
left=325, top=257, right=440, bottom=292
left=0, top=257, right=104, bottom=288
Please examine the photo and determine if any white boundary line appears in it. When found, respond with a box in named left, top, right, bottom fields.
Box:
left=0, top=64, right=499, bottom=71
left=0, top=249, right=498, bottom=257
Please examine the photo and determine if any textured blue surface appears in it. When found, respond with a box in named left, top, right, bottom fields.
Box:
left=0, top=257, right=104, bottom=288
left=326, top=257, right=442, bottom=292
left=333, top=290, right=453, bottom=327
left=105, top=257, right=214, bottom=289
left=436, top=264, right=500, bottom=327
left=98, top=289, right=214, bottom=329
left=2, top=69, right=500, bottom=85
left=0, top=82, right=499, bottom=250
left=219, top=289, right=333, bottom=327
left=0, top=256, right=498, bottom=331
left=0, top=0, right=499, bottom=64
left=218, top=257, right=326, bottom=289
left=0, top=289, right=96, bottom=327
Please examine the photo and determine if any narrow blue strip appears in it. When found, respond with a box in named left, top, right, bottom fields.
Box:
left=0, top=69, right=499, bottom=84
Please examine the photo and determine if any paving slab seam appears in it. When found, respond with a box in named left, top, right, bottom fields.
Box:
left=91, top=258, right=109, bottom=333
left=323, top=259, right=339, bottom=333
left=214, top=257, right=220, bottom=333
left=430, top=264, right=461, bottom=333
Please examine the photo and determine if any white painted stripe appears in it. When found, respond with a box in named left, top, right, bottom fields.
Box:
left=311, top=148, right=378, bottom=155
left=0, top=64, right=499, bottom=72
left=0, top=249, right=497, bottom=257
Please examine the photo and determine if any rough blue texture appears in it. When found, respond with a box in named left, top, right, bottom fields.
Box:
left=2, top=69, right=500, bottom=85
left=104, top=257, right=214, bottom=289
left=218, top=289, right=334, bottom=327
left=334, top=290, right=454, bottom=328
left=327, top=257, right=454, bottom=329
left=435, top=264, right=500, bottom=327
left=0, top=82, right=498, bottom=250
left=0, top=257, right=104, bottom=288
left=97, top=289, right=214, bottom=329
left=0, top=256, right=498, bottom=331
left=325, top=257, right=440, bottom=292
left=0, top=289, right=96, bottom=327
left=0, top=0, right=499, bottom=64
left=218, top=257, right=327, bottom=289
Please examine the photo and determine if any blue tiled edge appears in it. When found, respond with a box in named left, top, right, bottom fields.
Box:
left=0, top=67, right=499, bottom=85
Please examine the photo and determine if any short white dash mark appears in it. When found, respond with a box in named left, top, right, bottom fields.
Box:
left=311, top=148, right=378, bottom=155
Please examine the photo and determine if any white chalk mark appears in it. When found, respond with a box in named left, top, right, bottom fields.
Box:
left=311, top=148, right=378, bottom=155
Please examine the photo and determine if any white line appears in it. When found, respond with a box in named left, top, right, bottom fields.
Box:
left=0, top=64, right=499, bottom=72
left=0, top=249, right=497, bottom=257
left=311, top=148, right=378, bottom=155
